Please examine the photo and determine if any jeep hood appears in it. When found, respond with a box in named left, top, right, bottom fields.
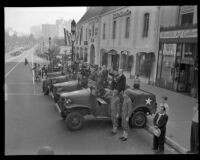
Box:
left=60, top=88, right=90, bottom=99
left=53, top=80, right=78, bottom=87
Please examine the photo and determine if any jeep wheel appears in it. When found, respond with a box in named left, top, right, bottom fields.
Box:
left=65, top=112, right=84, bottom=131
left=130, top=111, right=147, bottom=128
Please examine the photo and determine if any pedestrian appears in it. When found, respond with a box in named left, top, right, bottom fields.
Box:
left=188, top=101, right=199, bottom=154
left=152, top=105, right=168, bottom=154
left=24, top=58, right=28, bottom=65
left=37, top=146, right=54, bottom=155
left=159, top=96, right=169, bottom=115
left=107, top=89, right=121, bottom=135
left=133, top=74, right=140, bottom=89
left=119, top=90, right=132, bottom=141
left=116, top=69, right=126, bottom=94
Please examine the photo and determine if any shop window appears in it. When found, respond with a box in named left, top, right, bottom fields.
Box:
left=156, top=43, right=164, bottom=79
left=182, top=43, right=195, bottom=61
left=143, top=13, right=149, bottom=37
left=125, top=17, right=130, bottom=39
left=127, top=55, right=133, bottom=72
left=161, top=44, right=176, bottom=83
left=112, top=21, right=116, bottom=39
left=181, top=12, right=193, bottom=26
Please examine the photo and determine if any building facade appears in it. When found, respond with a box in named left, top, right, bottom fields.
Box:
left=99, top=6, right=160, bottom=83
left=156, top=5, right=198, bottom=98
left=75, top=6, right=160, bottom=83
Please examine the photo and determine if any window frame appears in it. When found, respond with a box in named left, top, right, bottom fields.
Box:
left=143, top=13, right=150, bottom=37
left=125, top=17, right=130, bottom=39
left=112, top=20, right=117, bottom=39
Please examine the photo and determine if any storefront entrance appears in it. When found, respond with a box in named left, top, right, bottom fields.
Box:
left=177, top=63, right=193, bottom=94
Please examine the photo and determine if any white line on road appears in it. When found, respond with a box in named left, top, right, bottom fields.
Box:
left=5, top=57, right=24, bottom=78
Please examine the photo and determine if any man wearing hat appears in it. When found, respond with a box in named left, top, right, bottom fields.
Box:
left=152, top=105, right=168, bottom=154
left=159, top=96, right=169, bottom=115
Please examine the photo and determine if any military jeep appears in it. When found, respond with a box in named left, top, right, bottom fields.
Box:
left=56, top=86, right=157, bottom=131
left=42, top=75, right=69, bottom=95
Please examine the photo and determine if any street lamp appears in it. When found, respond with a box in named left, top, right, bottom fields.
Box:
left=71, top=19, right=76, bottom=62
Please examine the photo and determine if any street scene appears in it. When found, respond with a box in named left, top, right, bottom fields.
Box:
left=4, top=6, right=198, bottom=155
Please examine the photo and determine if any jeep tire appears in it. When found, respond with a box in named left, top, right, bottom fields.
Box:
left=130, top=111, right=147, bottom=128
left=65, top=112, right=84, bottom=131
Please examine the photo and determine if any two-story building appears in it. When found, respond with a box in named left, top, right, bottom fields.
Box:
left=99, top=6, right=160, bottom=83
left=75, top=6, right=161, bottom=84
left=156, top=5, right=198, bottom=98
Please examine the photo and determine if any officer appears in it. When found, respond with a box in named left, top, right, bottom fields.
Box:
left=119, top=90, right=132, bottom=141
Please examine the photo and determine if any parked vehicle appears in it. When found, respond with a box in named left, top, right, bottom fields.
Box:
left=56, top=87, right=157, bottom=131
left=42, top=75, right=69, bottom=95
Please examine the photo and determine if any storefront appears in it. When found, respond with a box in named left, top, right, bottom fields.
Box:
left=156, top=27, right=198, bottom=98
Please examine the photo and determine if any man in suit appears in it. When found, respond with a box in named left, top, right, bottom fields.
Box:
left=152, top=105, right=168, bottom=154
left=116, top=69, right=126, bottom=94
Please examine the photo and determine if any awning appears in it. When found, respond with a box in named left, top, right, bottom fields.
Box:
left=108, top=50, right=117, bottom=55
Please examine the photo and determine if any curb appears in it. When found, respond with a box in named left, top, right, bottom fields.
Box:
left=145, top=123, right=188, bottom=154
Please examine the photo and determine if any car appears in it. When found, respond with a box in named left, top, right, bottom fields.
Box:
left=42, top=75, right=69, bottom=95
left=52, top=78, right=94, bottom=102
left=56, top=86, right=157, bottom=131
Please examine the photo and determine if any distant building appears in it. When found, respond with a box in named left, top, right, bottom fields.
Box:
left=42, top=24, right=57, bottom=39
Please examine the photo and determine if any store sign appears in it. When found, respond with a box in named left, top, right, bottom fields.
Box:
left=113, top=9, right=131, bottom=19
left=163, top=44, right=177, bottom=56
left=160, top=29, right=197, bottom=39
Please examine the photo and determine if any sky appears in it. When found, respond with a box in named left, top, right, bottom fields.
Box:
left=5, top=7, right=87, bottom=35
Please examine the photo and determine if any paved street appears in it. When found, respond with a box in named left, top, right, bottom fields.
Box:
left=5, top=46, right=177, bottom=155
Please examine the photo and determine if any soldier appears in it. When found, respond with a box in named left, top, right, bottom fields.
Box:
left=101, top=65, right=109, bottom=86
left=119, top=90, right=132, bottom=141
left=109, top=89, right=121, bottom=135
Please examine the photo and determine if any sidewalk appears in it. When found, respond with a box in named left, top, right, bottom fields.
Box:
left=126, top=78, right=198, bottom=152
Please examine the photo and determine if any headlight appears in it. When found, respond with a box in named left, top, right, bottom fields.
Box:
left=64, top=98, right=72, bottom=105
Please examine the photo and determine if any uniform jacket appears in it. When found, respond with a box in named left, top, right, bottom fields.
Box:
left=122, top=96, right=132, bottom=118
left=116, top=74, right=126, bottom=93
left=153, top=113, right=168, bottom=131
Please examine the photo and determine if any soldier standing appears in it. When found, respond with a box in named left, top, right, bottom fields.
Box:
left=109, top=89, right=121, bottom=135
left=119, top=90, right=132, bottom=141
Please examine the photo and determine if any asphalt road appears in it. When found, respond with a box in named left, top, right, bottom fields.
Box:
left=5, top=46, right=177, bottom=155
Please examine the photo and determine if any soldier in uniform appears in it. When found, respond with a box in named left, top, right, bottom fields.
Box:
left=119, top=90, right=132, bottom=141
left=108, top=89, right=121, bottom=135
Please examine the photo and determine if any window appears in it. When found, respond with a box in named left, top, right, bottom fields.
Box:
left=103, top=23, right=106, bottom=40
left=143, top=13, right=149, bottom=37
left=112, top=21, right=116, bottom=39
left=125, top=17, right=130, bottom=38
left=181, top=13, right=194, bottom=26
left=86, top=28, right=87, bottom=41
left=92, top=23, right=95, bottom=36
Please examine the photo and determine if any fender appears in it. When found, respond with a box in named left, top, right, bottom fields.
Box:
left=64, top=103, right=94, bottom=115
left=131, top=105, right=151, bottom=115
